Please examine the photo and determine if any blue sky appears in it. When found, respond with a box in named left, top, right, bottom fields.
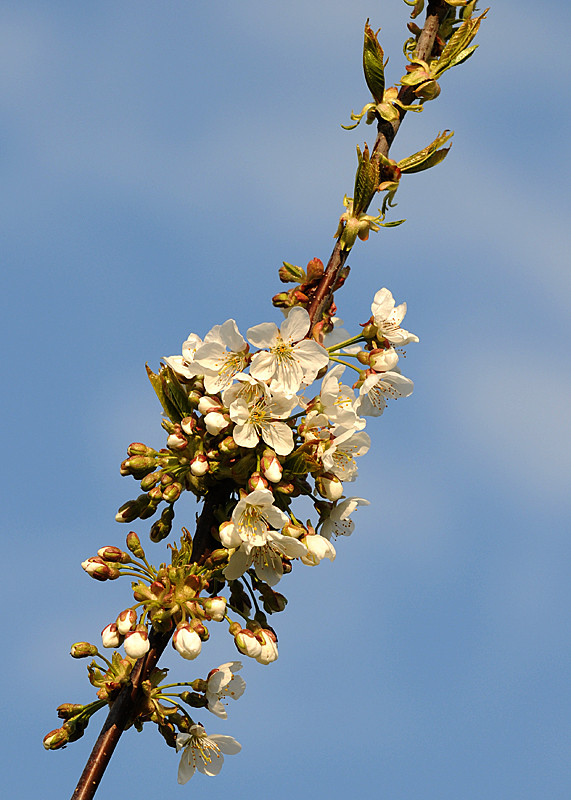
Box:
left=2, top=2, right=570, bottom=798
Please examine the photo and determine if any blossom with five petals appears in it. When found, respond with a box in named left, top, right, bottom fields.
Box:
left=319, top=365, right=365, bottom=431
left=229, top=391, right=296, bottom=456
left=163, top=332, right=203, bottom=379
left=371, top=288, right=419, bottom=346
left=205, top=662, right=246, bottom=719
left=193, top=319, right=249, bottom=393
left=321, top=497, right=370, bottom=539
left=320, top=428, right=371, bottom=481
left=176, top=724, right=241, bottom=783
left=247, top=307, right=329, bottom=397
left=354, top=370, right=414, bottom=416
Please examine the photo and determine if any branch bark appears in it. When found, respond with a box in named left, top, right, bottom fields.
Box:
left=308, top=0, right=448, bottom=330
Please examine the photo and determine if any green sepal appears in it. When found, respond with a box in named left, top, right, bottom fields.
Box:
left=397, top=129, right=454, bottom=174
left=146, top=364, right=192, bottom=424
left=353, top=143, right=380, bottom=216
left=363, top=20, right=385, bottom=104
left=436, top=10, right=487, bottom=76
left=146, top=364, right=181, bottom=422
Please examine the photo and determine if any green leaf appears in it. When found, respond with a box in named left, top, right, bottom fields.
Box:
left=397, top=130, right=454, bottom=173
left=146, top=364, right=182, bottom=423
left=353, top=144, right=380, bottom=216
left=363, top=20, right=385, bottom=104
left=436, top=10, right=487, bottom=76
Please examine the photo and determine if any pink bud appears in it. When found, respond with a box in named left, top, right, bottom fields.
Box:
left=190, top=452, right=209, bottom=476
left=167, top=433, right=188, bottom=450
left=101, top=623, right=123, bottom=649
left=116, top=609, right=137, bottom=635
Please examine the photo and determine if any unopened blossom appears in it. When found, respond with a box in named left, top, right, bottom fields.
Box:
left=300, top=534, right=337, bottom=566
left=205, top=662, right=246, bottom=718
left=173, top=625, right=202, bottom=661
left=204, top=411, right=230, bottom=435
left=371, top=288, right=419, bottom=346
left=369, top=346, right=399, bottom=372
left=234, top=628, right=263, bottom=659
left=164, top=332, right=203, bottom=379
left=101, top=623, right=122, bottom=649
left=355, top=370, right=414, bottom=417
left=247, top=306, right=329, bottom=397
left=229, top=391, right=296, bottom=456
left=116, top=608, right=137, bottom=635
left=193, top=319, right=249, bottom=394
left=321, top=428, right=371, bottom=481
left=256, top=629, right=279, bottom=664
left=220, top=489, right=306, bottom=585
left=176, top=724, right=241, bottom=783
left=321, top=497, right=370, bottom=539
left=123, top=627, right=150, bottom=659
left=203, top=596, right=226, bottom=622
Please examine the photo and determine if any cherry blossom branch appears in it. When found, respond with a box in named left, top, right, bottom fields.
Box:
left=71, top=484, right=229, bottom=800
left=308, top=0, right=448, bottom=330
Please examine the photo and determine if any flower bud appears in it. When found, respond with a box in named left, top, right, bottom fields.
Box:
left=198, top=395, right=223, bottom=415
left=128, top=442, right=155, bottom=456
left=278, top=261, right=306, bottom=283
left=261, top=449, right=283, bottom=483
left=274, top=480, right=295, bottom=495
left=306, top=257, right=324, bottom=282
left=219, top=435, right=239, bottom=455
left=162, top=482, right=182, bottom=503
left=369, top=346, right=399, bottom=372
left=248, top=471, right=269, bottom=492
left=115, top=495, right=147, bottom=523
left=315, top=473, right=344, bottom=501
left=219, top=521, right=241, bottom=549
left=57, top=703, right=84, bottom=720
left=123, top=627, right=150, bottom=659
left=282, top=521, right=306, bottom=538
left=126, top=530, right=145, bottom=559
left=70, top=642, right=98, bottom=658
left=81, top=557, right=112, bottom=581
left=116, top=609, right=138, bottom=635
left=190, top=452, right=209, bottom=476
left=300, top=534, right=336, bottom=566
left=202, top=596, right=226, bottom=622
left=97, top=545, right=130, bottom=564
left=181, top=416, right=197, bottom=435
left=101, top=623, right=123, bottom=649
left=43, top=727, right=70, bottom=750
left=173, top=624, right=202, bottom=660
left=234, top=628, right=262, bottom=659
left=167, top=432, right=188, bottom=451
left=140, top=471, right=161, bottom=491
left=204, top=411, right=230, bottom=435
left=255, top=629, right=279, bottom=664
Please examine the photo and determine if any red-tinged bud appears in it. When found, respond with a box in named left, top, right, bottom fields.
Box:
left=234, top=628, right=262, bottom=659
left=128, top=442, right=155, bottom=456
left=97, top=545, right=130, bottom=564
left=203, top=596, right=227, bottom=622
left=57, top=703, right=84, bottom=720
left=43, top=727, right=69, bottom=750
left=167, top=432, right=188, bottom=451
left=173, top=624, right=202, bottom=660
left=70, top=641, right=98, bottom=658
left=140, top=471, right=161, bottom=491
left=162, top=482, right=182, bottom=503
left=219, top=435, right=239, bottom=455
left=123, top=455, right=157, bottom=477
left=198, top=396, right=223, bottom=415
left=255, top=629, right=279, bottom=664
left=187, top=390, right=202, bottom=408
left=181, top=416, right=196, bottom=436
left=204, top=411, right=230, bottom=435
left=101, top=623, right=123, bottom=649
left=209, top=548, right=230, bottom=564
left=116, top=608, right=138, bottom=635
left=248, top=471, right=268, bottom=491
left=357, top=349, right=371, bottom=365
left=261, top=450, right=283, bottom=483
left=126, top=530, right=145, bottom=559
left=81, top=556, right=112, bottom=581
left=190, top=452, right=209, bottom=477
left=115, top=495, right=147, bottom=523
left=120, top=459, right=131, bottom=476
left=228, top=621, right=242, bottom=637
left=306, top=257, right=324, bottom=282
left=123, top=626, right=150, bottom=659
left=293, top=289, right=309, bottom=304
left=272, top=290, right=295, bottom=308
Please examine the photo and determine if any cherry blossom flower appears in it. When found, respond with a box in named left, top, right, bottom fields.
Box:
left=321, top=497, right=370, bottom=539
left=371, top=288, right=419, bottom=345
left=173, top=625, right=202, bottom=660
left=320, top=365, right=365, bottom=431
left=322, top=317, right=362, bottom=354
left=163, top=333, right=204, bottom=379
left=300, top=534, right=337, bottom=566
left=193, top=319, right=249, bottom=393
left=220, top=489, right=307, bottom=585
left=229, top=391, right=296, bottom=456
left=123, top=627, right=150, bottom=659
left=321, top=428, right=371, bottom=481
left=355, top=370, right=414, bottom=416
left=255, top=629, right=279, bottom=664
left=247, top=307, right=329, bottom=397
left=176, top=724, right=241, bottom=783
left=205, top=662, right=246, bottom=719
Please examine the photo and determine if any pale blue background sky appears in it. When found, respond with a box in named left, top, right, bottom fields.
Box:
left=2, top=2, right=570, bottom=798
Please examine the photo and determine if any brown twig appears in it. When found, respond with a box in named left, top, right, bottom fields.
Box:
left=70, top=484, right=229, bottom=800
left=308, top=0, right=448, bottom=330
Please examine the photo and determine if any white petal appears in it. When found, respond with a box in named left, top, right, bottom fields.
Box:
left=280, top=306, right=310, bottom=343
left=209, top=734, right=242, bottom=756
left=247, top=321, right=279, bottom=349
left=262, top=421, right=294, bottom=456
